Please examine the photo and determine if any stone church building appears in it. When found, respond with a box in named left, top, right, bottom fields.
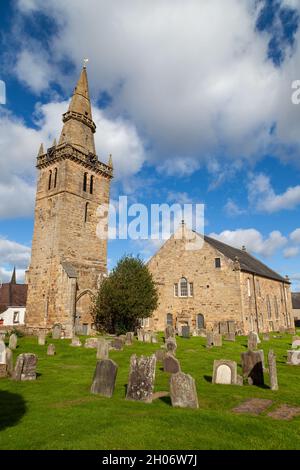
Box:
left=147, top=223, right=293, bottom=334
left=25, top=66, right=113, bottom=337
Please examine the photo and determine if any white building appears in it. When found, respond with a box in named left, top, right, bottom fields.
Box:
left=0, top=268, right=27, bottom=327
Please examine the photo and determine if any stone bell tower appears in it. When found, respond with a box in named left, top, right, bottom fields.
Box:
left=26, top=65, right=113, bottom=337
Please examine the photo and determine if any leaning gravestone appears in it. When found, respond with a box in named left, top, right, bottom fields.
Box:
left=166, top=338, right=177, bottom=355
left=47, top=344, right=56, bottom=356
left=90, top=359, right=118, bottom=397
left=9, top=333, right=18, bottom=350
left=213, top=333, right=222, bottom=347
left=182, top=325, right=190, bottom=338
left=52, top=324, right=62, bottom=339
left=126, top=354, right=156, bottom=403
left=212, top=360, right=237, bottom=385
left=268, top=350, right=278, bottom=391
left=241, top=350, right=264, bottom=386
left=164, top=353, right=181, bottom=374
left=5, top=348, right=14, bottom=376
left=287, top=350, right=300, bottom=365
left=97, top=338, right=109, bottom=360
left=165, top=325, right=175, bottom=340
left=206, top=332, right=214, bottom=348
left=13, top=353, right=37, bottom=381
left=170, top=372, right=199, bottom=409
left=248, top=332, right=258, bottom=350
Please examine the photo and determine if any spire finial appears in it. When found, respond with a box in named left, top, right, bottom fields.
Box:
left=83, top=58, right=89, bottom=69
left=108, top=154, right=113, bottom=168
left=11, top=267, right=16, bottom=284
left=38, top=143, right=44, bottom=158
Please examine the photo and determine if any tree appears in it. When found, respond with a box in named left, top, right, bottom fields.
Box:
left=92, top=255, right=159, bottom=334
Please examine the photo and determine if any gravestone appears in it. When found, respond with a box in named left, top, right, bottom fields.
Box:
left=151, top=333, right=158, bottom=344
left=13, top=353, right=37, bottom=381
left=212, top=360, right=237, bottom=385
left=143, top=331, right=152, bottom=343
left=257, top=349, right=266, bottom=370
left=110, top=338, right=124, bottom=350
left=287, top=350, right=300, bottom=365
left=213, top=333, right=222, bottom=347
left=206, top=331, right=214, bottom=348
left=197, top=328, right=207, bottom=338
left=292, top=335, right=300, bottom=343
left=155, top=349, right=166, bottom=362
left=292, top=340, right=300, bottom=349
left=9, top=333, right=18, bottom=350
left=125, top=332, right=134, bottom=345
left=97, top=338, right=109, bottom=360
left=38, top=332, right=46, bottom=346
left=90, top=359, right=118, bottom=397
left=52, top=324, right=62, bottom=339
left=182, top=325, right=190, bottom=338
left=219, top=321, right=228, bottom=335
left=170, top=372, right=199, bottom=409
left=137, top=329, right=144, bottom=342
left=225, top=332, right=235, bottom=342
left=166, top=338, right=177, bottom=355
left=84, top=338, right=99, bottom=349
left=228, top=321, right=236, bottom=334
left=0, top=339, right=6, bottom=364
left=268, top=350, right=278, bottom=391
left=5, top=348, right=14, bottom=376
left=263, top=333, right=270, bottom=341
left=279, top=326, right=285, bottom=334
left=248, top=332, right=258, bottom=350
left=164, top=353, right=181, bottom=374
left=47, top=344, right=56, bottom=356
left=165, top=325, right=175, bottom=340
left=241, top=350, right=264, bottom=386
left=126, top=354, right=156, bottom=403
left=71, top=336, right=82, bottom=347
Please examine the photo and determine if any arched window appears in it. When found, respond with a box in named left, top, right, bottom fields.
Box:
left=189, top=282, right=194, bottom=296
left=247, top=278, right=251, bottom=297
left=90, top=175, right=94, bottom=194
left=274, top=296, right=279, bottom=319
left=267, top=295, right=272, bottom=319
left=48, top=170, right=52, bottom=190
left=83, top=172, right=88, bottom=192
left=197, top=314, right=204, bottom=329
left=54, top=168, right=58, bottom=188
left=84, top=202, right=89, bottom=223
left=180, top=277, right=188, bottom=297
left=166, top=313, right=173, bottom=326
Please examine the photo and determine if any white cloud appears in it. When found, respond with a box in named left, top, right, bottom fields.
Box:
left=290, top=228, right=300, bottom=244
left=283, top=246, right=300, bottom=258
left=14, top=49, right=53, bottom=93
left=9, top=0, right=300, bottom=174
left=0, top=236, right=31, bottom=270
left=224, top=199, right=246, bottom=217
left=209, top=228, right=287, bottom=258
left=167, top=191, right=193, bottom=205
left=248, top=173, right=300, bottom=213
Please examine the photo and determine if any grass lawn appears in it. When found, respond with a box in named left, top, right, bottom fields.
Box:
left=0, top=332, right=300, bottom=450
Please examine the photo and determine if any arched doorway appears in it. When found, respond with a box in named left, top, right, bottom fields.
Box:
left=75, top=289, right=94, bottom=335
left=197, top=314, right=205, bottom=329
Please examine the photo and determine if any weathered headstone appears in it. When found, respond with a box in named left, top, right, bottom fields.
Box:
left=268, top=350, right=278, bottom=391
left=197, top=328, right=207, bottom=338
left=170, top=372, right=199, bottom=409
left=292, top=340, right=300, bottom=349
left=71, top=336, right=82, bottom=347
left=5, top=347, right=14, bottom=376
left=224, top=332, right=235, bottom=342
left=241, top=350, right=264, bottom=386
left=263, top=333, right=270, bottom=341
left=206, top=331, right=214, bottom=348
left=165, top=325, right=175, bottom=340
left=151, top=333, right=158, bottom=344
left=9, top=333, right=18, bottom=350
left=110, top=337, right=124, bottom=350
left=143, top=331, right=152, bottom=343
left=38, top=332, right=46, bottom=346
left=90, top=359, right=118, bottom=397
left=212, top=360, right=237, bottom=385
left=248, top=332, right=258, bottom=350
left=287, top=350, right=300, bottom=365
left=228, top=321, right=236, bottom=334
left=84, top=338, right=99, bottom=349
left=164, top=353, right=181, bottom=374
left=182, top=325, right=190, bottom=338
left=166, top=338, right=177, bottom=355
left=97, top=338, right=109, bottom=360
left=279, top=326, right=285, bottom=334
left=13, top=353, right=37, bottom=381
left=213, top=333, right=222, bottom=347
left=137, top=329, right=144, bottom=342
left=257, top=349, right=266, bottom=370
left=52, top=324, right=62, bottom=339
left=126, top=354, right=156, bottom=403
left=125, top=332, right=134, bottom=345
left=155, top=349, right=166, bottom=362
left=47, top=344, right=56, bottom=356
left=219, top=321, right=228, bottom=335
left=0, top=339, right=6, bottom=364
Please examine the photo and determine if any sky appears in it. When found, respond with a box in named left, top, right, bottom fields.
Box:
left=0, top=0, right=300, bottom=290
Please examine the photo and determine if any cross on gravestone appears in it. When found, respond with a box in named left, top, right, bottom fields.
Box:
left=126, top=354, right=156, bottom=403
left=170, top=372, right=199, bottom=409
left=212, top=360, right=238, bottom=385
left=9, top=334, right=17, bottom=350
left=241, top=350, right=264, bottom=386
left=13, top=353, right=38, bottom=381
left=52, top=324, right=62, bottom=339
left=47, top=344, right=56, bottom=356
left=268, top=350, right=278, bottom=391
left=97, top=338, right=109, bottom=360
left=163, top=353, right=181, bottom=374
left=90, top=359, right=118, bottom=397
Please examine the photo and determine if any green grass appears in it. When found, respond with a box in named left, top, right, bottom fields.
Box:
left=0, top=333, right=300, bottom=450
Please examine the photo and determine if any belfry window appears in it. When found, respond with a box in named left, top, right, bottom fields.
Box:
left=54, top=168, right=58, bottom=188
left=90, top=175, right=94, bottom=194
left=180, top=278, right=188, bottom=297
left=48, top=170, right=52, bottom=190
left=83, top=172, right=88, bottom=192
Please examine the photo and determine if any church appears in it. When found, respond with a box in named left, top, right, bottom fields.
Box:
left=25, top=67, right=294, bottom=337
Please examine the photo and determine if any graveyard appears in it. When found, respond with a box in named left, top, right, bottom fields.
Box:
left=1, top=332, right=300, bottom=450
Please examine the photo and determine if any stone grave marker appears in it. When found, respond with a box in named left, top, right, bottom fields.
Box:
left=13, top=353, right=37, bottom=381
left=197, top=328, right=207, bottom=337
left=71, top=336, right=82, bottom=347
left=170, top=372, right=199, bottom=409
left=164, top=353, right=181, bottom=374
left=213, top=333, right=222, bottom=347
left=142, top=331, right=152, bottom=343
left=241, top=350, right=264, bottom=386
left=165, top=325, right=175, bottom=340
left=212, top=360, right=237, bottom=385
left=110, top=337, right=124, bottom=350
left=224, top=332, right=235, bottom=342
left=5, top=348, right=14, bottom=376
left=182, top=325, right=190, bottom=338
left=166, top=338, right=177, bottom=355
left=268, top=350, right=278, bottom=391
left=247, top=332, right=258, bottom=350
left=287, top=350, right=300, bottom=365
left=137, top=329, right=144, bottom=342
left=151, top=333, right=158, bottom=344
left=9, top=333, right=18, bottom=350
left=84, top=338, right=99, bottom=349
left=125, top=332, right=134, bottom=345
left=90, top=359, right=118, bottom=397
left=155, top=349, right=166, bottom=362
left=126, top=354, right=156, bottom=403
left=47, top=344, right=56, bottom=356
left=38, top=332, right=46, bottom=346
left=292, top=339, right=300, bottom=349
left=52, top=324, right=62, bottom=340
left=219, top=321, right=228, bottom=335
left=206, top=331, right=214, bottom=348
left=97, top=338, right=109, bottom=360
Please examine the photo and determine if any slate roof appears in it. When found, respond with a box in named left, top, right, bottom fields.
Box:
left=292, top=293, right=300, bottom=309
left=0, top=283, right=27, bottom=314
left=204, top=235, right=288, bottom=283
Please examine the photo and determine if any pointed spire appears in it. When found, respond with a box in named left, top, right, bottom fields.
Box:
left=108, top=154, right=113, bottom=168
left=11, top=267, right=16, bottom=284
left=67, top=66, right=92, bottom=120
left=37, top=143, right=44, bottom=157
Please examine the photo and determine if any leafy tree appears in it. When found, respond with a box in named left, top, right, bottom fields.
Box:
left=92, top=255, right=158, bottom=334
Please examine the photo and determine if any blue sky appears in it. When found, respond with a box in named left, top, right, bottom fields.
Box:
left=0, top=0, right=300, bottom=291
